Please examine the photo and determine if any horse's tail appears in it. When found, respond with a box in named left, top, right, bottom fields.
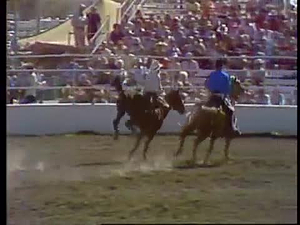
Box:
left=180, top=111, right=198, bottom=138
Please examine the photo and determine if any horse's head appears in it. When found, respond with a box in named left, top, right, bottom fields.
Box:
left=165, top=90, right=185, bottom=115
left=230, top=76, right=245, bottom=100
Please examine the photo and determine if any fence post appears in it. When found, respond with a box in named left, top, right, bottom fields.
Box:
left=116, top=6, right=121, bottom=24
left=106, top=15, right=110, bottom=32
left=67, top=32, right=72, bottom=46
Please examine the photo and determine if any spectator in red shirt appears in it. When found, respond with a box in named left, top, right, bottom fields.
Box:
left=255, top=9, right=267, bottom=29
left=87, top=6, right=101, bottom=44
left=110, top=24, right=125, bottom=45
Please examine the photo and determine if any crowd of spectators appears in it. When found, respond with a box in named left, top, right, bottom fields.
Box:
left=106, top=0, right=297, bottom=67
left=7, top=56, right=297, bottom=106
left=7, top=0, right=297, bottom=105
left=98, top=0, right=297, bottom=84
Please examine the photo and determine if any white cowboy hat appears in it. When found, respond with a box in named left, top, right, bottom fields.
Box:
left=150, top=60, right=162, bottom=71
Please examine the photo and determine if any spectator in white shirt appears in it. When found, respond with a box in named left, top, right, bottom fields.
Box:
left=17, top=64, right=38, bottom=103
left=270, top=87, right=285, bottom=105
left=71, top=4, right=87, bottom=47
left=181, top=52, right=200, bottom=77
left=255, top=88, right=271, bottom=105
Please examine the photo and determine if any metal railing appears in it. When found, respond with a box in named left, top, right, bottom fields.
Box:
left=6, top=68, right=297, bottom=88
left=90, top=0, right=147, bottom=54
left=90, top=16, right=111, bottom=54
left=120, top=0, right=145, bottom=23
left=6, top=68, right=298, bottom=74
left=7, top=66, right=297, bottom=104
left=90, top=15, right=111, bottom=53
left=7, top=54, right=298, bottom=60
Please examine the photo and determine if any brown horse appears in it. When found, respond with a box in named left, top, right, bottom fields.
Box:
left=174, top=76, right=245, bottom=165
left=128, top=90, right=185, bottom=160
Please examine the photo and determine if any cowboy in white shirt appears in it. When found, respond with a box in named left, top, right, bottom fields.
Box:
left=132, top=58, right=147, bottom=88
left=144, top=59, right=169, bottom=111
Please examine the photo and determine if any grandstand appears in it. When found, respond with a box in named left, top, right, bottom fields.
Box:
left=6, top=0, right=297, bottom=106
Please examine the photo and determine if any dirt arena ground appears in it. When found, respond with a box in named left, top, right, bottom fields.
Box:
left=7, top=135, right=297, bottom=224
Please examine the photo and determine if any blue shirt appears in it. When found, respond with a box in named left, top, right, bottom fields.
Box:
left=206, top=70, right=231, bottom=95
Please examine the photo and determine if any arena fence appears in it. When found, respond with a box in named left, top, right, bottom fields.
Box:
left=7, top=103, right=297, bottom=136
left=6, top=68, right=297, bottom=105
left=7, top=54, right=297, bottom=60
left=7, top=55, right=297, bottom=102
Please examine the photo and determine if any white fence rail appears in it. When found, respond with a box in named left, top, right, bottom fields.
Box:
left=7, top=54, right=297, bottom=60
left=7, top=103, right=297, bottom=136
left=6, top=68, right=297, bottom=74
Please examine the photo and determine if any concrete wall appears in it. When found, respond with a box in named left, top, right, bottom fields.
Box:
left=7, top=104, right=297, bottom=136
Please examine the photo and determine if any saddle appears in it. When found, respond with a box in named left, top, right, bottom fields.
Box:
left=206, top=94, right=235, bottom=113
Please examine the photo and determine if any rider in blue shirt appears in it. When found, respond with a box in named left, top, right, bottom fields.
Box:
left=206, top=68, right=231, bottom=95
left=205, top=59, right=241, bottom=136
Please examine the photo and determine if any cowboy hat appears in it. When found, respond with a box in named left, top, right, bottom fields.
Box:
left=150, top=60, right=163, bottom=71
left=21, top=62, right=34, bottom=69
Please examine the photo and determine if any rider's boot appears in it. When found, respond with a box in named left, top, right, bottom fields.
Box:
left=125, top=120, right=132, bottom=131
left=230, top=112, right=241, bottom=136
left=126, top=120, right=136, bottom=133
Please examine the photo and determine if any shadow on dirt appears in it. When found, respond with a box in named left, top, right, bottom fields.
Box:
left=173, top=159, right=226, bottom=169
left=74, top=161, right=123, bottom=167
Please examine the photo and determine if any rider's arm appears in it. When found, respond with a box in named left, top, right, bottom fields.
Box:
left=224, top=75, right=231, bottom=96
left=204, top=72, right=213, bottom=90
left=157, top=73, right=163, bottom=91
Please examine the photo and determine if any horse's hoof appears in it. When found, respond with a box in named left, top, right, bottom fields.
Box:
left=224, top=157, right=234, bottom=164
left=201, top=160, right=211, bottom=166
left=113, top=133, right=119, bottom=140
left=189, top=158, right=197, bottom=164
left=143, top=154, right=147, bottom=161
left=174, top=149, right=182, bottom=157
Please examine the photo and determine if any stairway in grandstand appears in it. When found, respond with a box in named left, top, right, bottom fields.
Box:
left=93, top=0, right=188, bottom=52
left=91, top=0, right=145, bottom=54
left=18, top=0, right=120, bottom=47
left=91, top=0, right=186, bottom=53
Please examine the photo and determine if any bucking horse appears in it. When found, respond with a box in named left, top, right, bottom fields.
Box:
left=174, top=76, right=245, bottom=165
left=112, top=76, right=185, bottom=160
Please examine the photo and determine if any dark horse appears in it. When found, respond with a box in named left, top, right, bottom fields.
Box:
left=111, top=77, right=185, bottom=160
left=174, top=76, right=245, bottom=165
left=112, top=76, right=149, bottom=140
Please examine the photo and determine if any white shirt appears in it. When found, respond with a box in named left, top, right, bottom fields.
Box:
left=132, top=67, right=147, bottom=87
left=27, top=73, right=38, bottom=97
left=144, top=69, right=162, bottom=93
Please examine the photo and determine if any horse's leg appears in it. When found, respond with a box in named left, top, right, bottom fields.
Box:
left=113, top=108, right=125, bottom=140
left=175, top=135, right=186, bottom=158
left=192, top=130, right=206, bottom=163
left=143, top=133, right=155, bottom=161
left=175, top=116, right=196, bottom=157
left=128, top=133, right=143, bottom=160
left=125, top=119, right=137, bottom=134
left=223, top=137, right=232, bottom=161
left=203, top=136, right=217, bottom=165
